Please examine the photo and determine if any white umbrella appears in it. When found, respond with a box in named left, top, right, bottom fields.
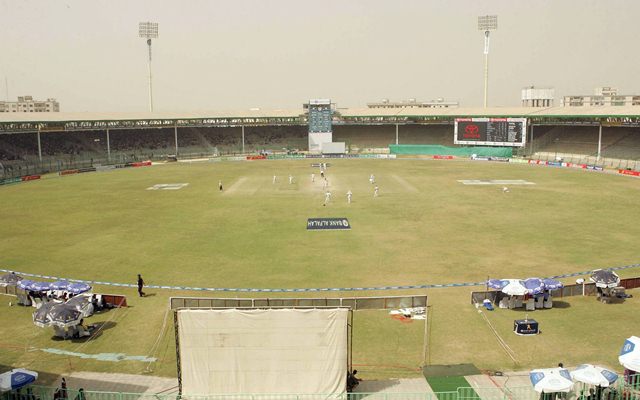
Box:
left=571, top=364, right=618, bottom=387
left=619, top=336, right=640, bottom=372
left=501, top=279, right=529, bottom=296
left=530, top=368, right=574, bottom=393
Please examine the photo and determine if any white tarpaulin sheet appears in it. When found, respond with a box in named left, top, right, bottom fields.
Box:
left=177, top=308, right=348, bottom=395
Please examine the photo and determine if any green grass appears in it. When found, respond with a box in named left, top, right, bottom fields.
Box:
left=0, top=159, right=639, bottom=382
left=426, top=376, right=474, bottom=395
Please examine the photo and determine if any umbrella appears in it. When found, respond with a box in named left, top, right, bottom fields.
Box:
left=571, top=364, right=618, bottom=387
left=51, top=280, right=71, bottom=290
left=0, top=272, right=22, bottom=287
left=543, top=278, right=564, bottom=291
left=501, top=279, right=529, bottom=296
left=590, top=270, right=620, bottom=289
left=0, top=369, right=38, bottom=392
left=619, top=336, right=640, bottom=372
left=65, top=294, right=94, bottom=317
left=67, top=282, right=91, bottom=295
left=487, top=279, right=507, bottom=290
left=30, top=281, right=52, bottom=292
left=524, top=278, right=545, bottom=295
left=32, top=301, right=56, bottom=328
left=17, top=280, right=35, bottom=291
left=48, top=303, right=83, bottom=328
left=530, top=368, right=574, bottom=393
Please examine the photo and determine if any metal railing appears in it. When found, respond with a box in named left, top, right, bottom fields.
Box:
left=6, top=379, right=639, bottom=400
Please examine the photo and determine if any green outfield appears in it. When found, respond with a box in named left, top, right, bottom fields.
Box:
left=0, top=159, right=639, bottom=382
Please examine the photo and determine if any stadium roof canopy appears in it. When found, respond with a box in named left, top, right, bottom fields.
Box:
left=1, top=106, right=640, bottom=133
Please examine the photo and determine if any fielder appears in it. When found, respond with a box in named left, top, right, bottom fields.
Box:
left=273, top=175, right=277, bottom=184
left=219, top=180, right=223, bottom=191
left=369, top=174, right=375, bottom=184
left=289, top=175, right=293, bottom=185
left=311, top=173, right=315, bottom=182
left=502, top=186, right=510, bottom=193
left=373, top=185, right=379, bottom=197
left=323, top=179, right=329, bottom=190
left=347, top=190, right=352, bottom=204
left=323, top=191, right=332, bottom=206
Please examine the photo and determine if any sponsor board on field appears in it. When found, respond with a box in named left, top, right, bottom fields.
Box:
left=458, top=180, right=535, bottom=185
left=307, top=218, right=351, bottom=230
left=619, top=169, right=640, bottom=177
left=433, top=155, right=454, bottom=159
left=146, top=183, right=189, bottom=190
left=96, top=165, right=117, bottom=172
left=311, top=163, right=331, bottom=168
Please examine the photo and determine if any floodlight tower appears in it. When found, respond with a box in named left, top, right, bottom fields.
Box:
left=138, top=22, right=159, bottom=112
left=478, top=15, right=497, bottom=108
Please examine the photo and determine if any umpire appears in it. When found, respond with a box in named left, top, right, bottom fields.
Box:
left=137, top=274, right=145, bottom=297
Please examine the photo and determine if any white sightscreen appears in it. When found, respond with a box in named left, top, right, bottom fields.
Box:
left=177, top=308, right=348, bottom=395
left=309, top=132, right=332, bottom=152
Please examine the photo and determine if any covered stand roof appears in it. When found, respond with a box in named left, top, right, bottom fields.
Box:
left=1, top=106, right=640, bottom=133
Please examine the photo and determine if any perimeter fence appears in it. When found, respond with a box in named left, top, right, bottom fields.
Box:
left=7, top=378, right=640, bottom=400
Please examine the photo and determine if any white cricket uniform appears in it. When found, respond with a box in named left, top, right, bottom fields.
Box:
left=289, top=175, right=293, bottom=184
left=324, top=191, right=331, bottom=206
left=311, top=173, right=315, bottom=182
left=369, top=174, right=375, bottom=184
left=374, top=186, right=379, bottom=197
left=347, top=190, right=352, bottom=204
left=273, top=175, right=276, bottom=184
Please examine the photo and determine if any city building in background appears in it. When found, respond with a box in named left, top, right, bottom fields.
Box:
left=367, top=98, right=459, bottom=109
left=0, top=96, right=60, bottom=112
left=561, top=87, right=640, bottom=107
left=521, top=86, right=554, bottom=107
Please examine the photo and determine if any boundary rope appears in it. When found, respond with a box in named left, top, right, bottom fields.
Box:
left=2, top=263, right=639, bottom=293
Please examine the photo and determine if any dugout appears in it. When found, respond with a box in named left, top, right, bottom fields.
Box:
left=174, top=307, right=353, bottom=396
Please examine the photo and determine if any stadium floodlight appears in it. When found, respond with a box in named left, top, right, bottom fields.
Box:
left=478, top=15, right=497, bottom=108
left=139, top=22, right=159, bottom=112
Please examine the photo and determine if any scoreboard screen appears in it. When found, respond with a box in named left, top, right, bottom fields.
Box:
left=454, top=118, right=527, bottom=147
left=308, top=101, right=332, bottom=134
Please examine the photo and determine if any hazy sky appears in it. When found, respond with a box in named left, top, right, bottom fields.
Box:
left=1, top=0, right=639, bottom=112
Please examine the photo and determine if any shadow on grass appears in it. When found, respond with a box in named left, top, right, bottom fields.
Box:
left=49, top=321, right=117, bottom=343
left=552, top=301, right=571, bottom=309
left=355, top=378, right=417, bottom=393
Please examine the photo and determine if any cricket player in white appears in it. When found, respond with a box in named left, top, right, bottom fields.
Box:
left=273, top=175, right=277, bottom=184
left=502, top=186, right=509, bottom=193
left=347, top=190, right=352, bottom=204
left=311, top=173, right=315, bottom=182
left=323, top=179, right=328, bottom=190
left=289, top=175, right=293, bottom=184
left=323, top=191, right=331, bottom=206
left=369, top=174, right=375, bottom=184
left=374, top=185, right=379, bottom=197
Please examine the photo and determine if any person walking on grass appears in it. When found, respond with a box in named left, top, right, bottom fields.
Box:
left=273, top=175, right=277, bottom=184
left=347, top=190, right=352, bottom=204
left=137, top=274, right=145, bottom=297
left=374, top=185, right=379, bottom=197
left=323, top=191, right=332, bottom=206
left=218, top=180, right=223, bottom=191
left=289, top=175, right=293, bottom=185
left=311, top=173, right=315, bottom=182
